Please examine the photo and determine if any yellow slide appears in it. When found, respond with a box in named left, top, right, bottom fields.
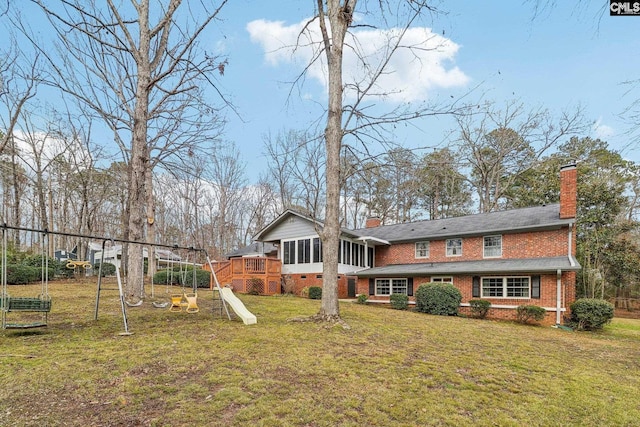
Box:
left=219, top=287, right=257, bottom=325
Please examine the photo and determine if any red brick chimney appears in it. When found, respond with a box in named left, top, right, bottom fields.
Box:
left=559, top=163, right=577, bottom=219
left=365, top=216, right=381, bottom=228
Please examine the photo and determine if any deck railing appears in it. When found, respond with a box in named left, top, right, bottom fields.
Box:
left=206, top=257, right=282, bottom=295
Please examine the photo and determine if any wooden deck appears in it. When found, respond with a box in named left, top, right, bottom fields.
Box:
left=206, top=257, right=282, bottom=295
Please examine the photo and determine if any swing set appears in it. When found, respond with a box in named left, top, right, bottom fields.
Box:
left=0, top=224, right=230, bottom=334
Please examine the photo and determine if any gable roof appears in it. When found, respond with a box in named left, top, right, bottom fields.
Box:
left=253, top=209, right=361, bottom=242
left=351, top=204, right=572, bottom=244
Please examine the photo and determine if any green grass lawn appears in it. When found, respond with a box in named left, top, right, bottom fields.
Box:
left=1, top=281, right=639, bottom=426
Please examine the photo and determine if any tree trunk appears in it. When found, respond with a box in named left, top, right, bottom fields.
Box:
left=125, top=0, right=152, bottom=301
left=318, top=0, right=355, bottom=320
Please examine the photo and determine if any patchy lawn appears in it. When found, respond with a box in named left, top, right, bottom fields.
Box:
left=1, top=281, right=639, bottom=426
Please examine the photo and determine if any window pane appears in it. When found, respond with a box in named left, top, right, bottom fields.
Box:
left=376, top=279, right=390, bottom=295
left=367, top=247, right=374, bottom=267
left=484, top=235, right=502, bottom=258
left=313, top=238, right=322, bottom=263
left=297, top=239, right=310, bottom=264
left=391, top=279, right=408, bottom=295
left=415, top=241, right=429, bottom=258
left=507, top=277, right=530, bottom=297
left=283, top=241, right=295, bottom=265
left=482, top=278, right=503, bottom=297
left=446, top=239, right=462, bottom=256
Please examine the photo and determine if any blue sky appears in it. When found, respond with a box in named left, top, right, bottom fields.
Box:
left=213, top=1, right=639, bottom=179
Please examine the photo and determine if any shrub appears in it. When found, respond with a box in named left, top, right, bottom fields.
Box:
left=415, top=282, right=462, bottom=316
left=356, top=294, right=368, bottom=304
left=5, top=264, right=41, bottom=284
left=308, top=286, right=322, bottom=300
left=516, top=305, right=547, bottom=324
left=568, top=298, right=615, bottom=331
left=390, top=293, right=409, bottom=310
left=469, top=299, right=491, bottom=319
left=95, top=262, right=117, bottom=277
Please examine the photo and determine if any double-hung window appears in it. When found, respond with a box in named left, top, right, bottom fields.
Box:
left=415, top=241, right=430, bottom=258
left=483, top=235, right=502, bottom=258
left=481, top=276, right=530, bottom=298
left=446, top=238, right=462, bottom=257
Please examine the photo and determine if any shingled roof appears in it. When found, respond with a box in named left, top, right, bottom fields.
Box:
left=354, top=256, right=580, bottom=277
left=351, top=204, right=572, bottom=244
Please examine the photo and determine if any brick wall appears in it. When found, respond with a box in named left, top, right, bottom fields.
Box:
left=357, top=271, right=575, bottom=325
left=375, top=228, right=571, bottom=266
left=286, top=273, right=350, bottom=299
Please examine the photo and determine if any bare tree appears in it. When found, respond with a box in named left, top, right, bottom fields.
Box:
left=306, top=1, right=463, bottom=322
left=456, top=100, right=588, bottom=212
left=26, top=0, right=229, bottom=301
left=0, top=35, right=39, bottom=156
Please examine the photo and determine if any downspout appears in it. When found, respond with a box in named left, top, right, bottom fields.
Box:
left=556, top=269, right=562, bottom=326
left=567, top=222, right=575, bottom=267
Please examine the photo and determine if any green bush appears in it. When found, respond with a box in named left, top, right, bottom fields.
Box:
left=568, top=298, right=615, bottom=331
left=356, top=294, right=368, bottom=304
left=152, top=267, right=210, bottom=288
left=5, top=264, right=41, bottom=284
left=390, top=293, right=409, bottom=310
left=516, top=305, right=547, bottom=324
left=415, top=282, right=462, bottom=316
left=469, top=299, right=491, bottom=319
left=95, top=262, right=117, bottom=277
left=308, top=286, right=322, bottom=300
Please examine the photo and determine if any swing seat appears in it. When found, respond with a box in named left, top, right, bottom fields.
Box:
left=169, top=294, right=184, bottom=312
left=184, top=293, right=198, bottom=313
left=2, top=296, right=51, bottom=312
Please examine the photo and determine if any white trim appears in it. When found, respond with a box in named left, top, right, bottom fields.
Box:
left=483, top=235, right=502, bottom=258
left=445, top=238, right=462, bottom=257
left=460, top=302, right=565, bottom=312
left=481, top=276, right=531, bottom=299
left=356, top=236, right=391, bottom=245
left=415, top=241, right=430, bottom=259
left=374, top=277, right=408, bottom=296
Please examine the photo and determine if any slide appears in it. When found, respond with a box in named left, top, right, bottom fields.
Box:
left=219, top=287, right=257, bottom=325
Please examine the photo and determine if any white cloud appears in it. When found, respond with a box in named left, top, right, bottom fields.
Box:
left=247, top=18, right=469, bottom=103
left=593, top=118, right=615, bottom=140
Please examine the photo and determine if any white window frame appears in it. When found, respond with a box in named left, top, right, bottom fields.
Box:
left=446, top=238, right=462, bottom=257
left=375, top=278, right=408, bottom=296
left=282, top=240, right=296, bottom=265
left=481, top=276, right=530, bottom=299
left=483, top=235, right=502, bottom=258
left=415, top=241, right=430, bottom=259
left=431, top=276, right=453, bottom=284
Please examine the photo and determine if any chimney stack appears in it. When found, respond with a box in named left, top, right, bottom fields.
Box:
left=365, top=216, right=381, bottom=228
left=559, top=163, right=577, bottom=219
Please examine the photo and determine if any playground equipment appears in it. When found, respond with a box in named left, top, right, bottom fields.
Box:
left=0, top=223, right=255, bottom=333
left=205, top=256, right=256, bottom=325
left=1, top=227, right=52, bottom=329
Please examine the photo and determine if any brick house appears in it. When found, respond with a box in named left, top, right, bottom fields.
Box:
left=255, top=164, right=579, bottom=325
